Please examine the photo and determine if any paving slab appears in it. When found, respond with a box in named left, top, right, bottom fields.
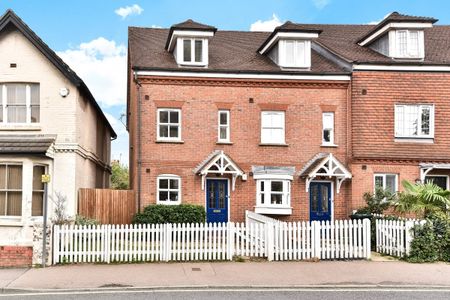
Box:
left=3, top=261, right=450, bottom=291
left=0, top=268, right=29, bottom=289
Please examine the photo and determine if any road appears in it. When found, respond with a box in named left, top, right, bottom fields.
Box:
left=1, top=288, right=450, bottom=300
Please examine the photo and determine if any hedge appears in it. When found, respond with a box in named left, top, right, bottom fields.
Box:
left=132, top=204, right=206, bottom=224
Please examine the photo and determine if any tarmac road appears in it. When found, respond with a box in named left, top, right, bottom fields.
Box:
left=1, top=288, right=450, bottom=300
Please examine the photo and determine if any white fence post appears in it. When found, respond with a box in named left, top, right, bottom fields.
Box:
left=363, top=219, right=371, bottom=259
left=267, top=223, right=274, bottom=261
left=52, top=225, right=59, bottom=264
left=311, top=221, right=320, bottom=259
left=404, top=220, right=414, bottom=256
left=165, top=223, right=172, bottom=262
left=227, top=222, right=235, bottom=260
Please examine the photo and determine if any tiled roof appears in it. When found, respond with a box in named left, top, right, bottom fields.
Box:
left=0, top=134, right=56, bottom=154
left=171, top=19, right=217, bottom=31
left=129, top=13, right=450, bottom=74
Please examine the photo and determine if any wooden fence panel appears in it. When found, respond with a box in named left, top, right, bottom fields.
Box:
left=78, top=189, right=135, bottom=224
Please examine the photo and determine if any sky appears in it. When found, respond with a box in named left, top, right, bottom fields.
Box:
left=1, top=0, right=450, bottom=165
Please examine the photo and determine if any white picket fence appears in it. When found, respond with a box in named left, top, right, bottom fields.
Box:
left=375, top=218, right=424, bottom=257
left=53, top=219, right=371, bottom=264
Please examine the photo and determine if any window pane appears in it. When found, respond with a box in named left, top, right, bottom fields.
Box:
left=385, top=175, right=397, bottom=193
left=8, top=106, right=26, bottom=123
left=270, top=193, right=283, bottom=205
left=159, top=125, right=169, bottom=137
left=159, top=179, right=168, bottom=189
left=169, top=191, right=178, bottom=201
left=194, top=40, right=203, bottom=62
left=31, top=106, right=40, bottom=123
left=7, top=165, right=22, bottom=190
left=219, top=112, right=228, bottom=125
left=220, top=127, right=227, bottom=140
left=409, top=31, right=419, bottom=56
left=218, top=183, right=225, bottom=209
left=7, top=84, right=26, bottom=105
left=374, top=175, right=383, bottom=189
left=30, top=84, right=40, bottom=104
left=421, top=107, right=430, bottom=135
left=183, top=39, right=191, bottom=62
left=208, top=183, right=215, bottom=208
left=397, top=31, right=407, bottom=56
left=425, top=176, right=447, bottom=190
left=169, top=126, right=179, bottom=138
left=169, top=111, right=179, bottom=123
left=321, top=185, right=329, bottom=212
left=159, top=111, right=169, bottom=123
left=311, top=185, right=319, bottom=212
left=323, top=129, right=331, bottom=143
left=32, top=192, right=43, bottom=216
left=7, top=191, right=22, bottom=216
left=33, top=166, right=45, bottom=190
left=0, top=165, right=6, bottom=189
left=271, top=181, right=283, bottom=192
left=170, top=179, right=179, bottom=189
left=0, top=192, right=5, bottom=215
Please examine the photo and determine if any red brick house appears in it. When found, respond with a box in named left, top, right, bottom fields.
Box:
left=127, top=12, right=450, bottom=223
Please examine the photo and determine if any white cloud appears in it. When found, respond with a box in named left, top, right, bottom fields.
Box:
left=313, top=0, right=330, bottom=10
left=250, top=14, right=283, bottom=32
left=57, top=37, right=127, bottom=107
left=114, top=4, right=143, bottom=19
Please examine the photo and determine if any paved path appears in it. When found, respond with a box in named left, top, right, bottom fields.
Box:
left=1, top=260, right=450, bottom=292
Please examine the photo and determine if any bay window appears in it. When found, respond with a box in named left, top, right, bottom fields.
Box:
left=395, top=104, right=434, bottom=138
left=255, top=177, right=292, bottom=215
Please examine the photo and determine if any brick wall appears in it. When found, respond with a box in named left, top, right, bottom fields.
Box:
left=352, top=71, right=450, bottom=161
left=129, top=76, right=351, bottom=222
left=0, top=246, right=32, bottom=268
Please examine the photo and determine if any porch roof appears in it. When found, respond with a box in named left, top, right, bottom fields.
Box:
left=298, top=153, right=352, bottom=194
left=419, top=163, right=450, bottom=181
left=0, top=134, right=56, bottom=154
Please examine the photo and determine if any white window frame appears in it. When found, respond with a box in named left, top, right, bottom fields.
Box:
left=0, top=83, right=40, bottom=124
left=156, top=174, right=181, bottom=205
left=261, top=111, right=285, bottom=144
left=374, top=173, right=398, bottom=193
left=393, top=29, right=423, bottom=59
left=256, top=179, right=291, bottom=209
left=179, top=38, right=207, bottom=66
left=278, top=39, right=311, bottom=68
left=217, top=110, right=230, bottom=143
left=322, top=112, right=335, bottom=146
left=157, top=108, right=181, bottom=141
left=394, top=104, right=434, bottom=138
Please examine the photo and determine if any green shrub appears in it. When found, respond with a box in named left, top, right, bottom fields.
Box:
left=132, top=204, right=206, bottom=224
left=407, top=211, right=450, bottom=263
left=75, top=215, right=100, bottom=226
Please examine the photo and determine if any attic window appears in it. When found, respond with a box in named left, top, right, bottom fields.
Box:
left=395, top=30, right=421, bottom=58
left=280, top=40, right=309, bottom=68
left=182, top=38, right=204, bottom=64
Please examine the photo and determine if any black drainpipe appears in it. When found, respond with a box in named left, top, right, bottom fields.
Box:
left=135, top=74, right=142, bottom=213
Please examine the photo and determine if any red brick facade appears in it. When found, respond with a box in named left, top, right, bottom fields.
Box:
left=129, top=76, right=352, bottom=222
left=0, top=246, right=32, bottom=268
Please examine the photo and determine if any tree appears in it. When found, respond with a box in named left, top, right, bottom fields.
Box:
left=394, top=180, right=450, bottom=217
left=111, top=160, right=129, bottom=190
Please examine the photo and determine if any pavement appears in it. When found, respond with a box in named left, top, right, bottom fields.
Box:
left=1, top=258, right=449, bottom=293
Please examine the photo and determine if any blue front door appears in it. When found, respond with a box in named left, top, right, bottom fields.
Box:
left=309, top=182, right=332, bottom=221
left=206, top=179, right=228, bottom=223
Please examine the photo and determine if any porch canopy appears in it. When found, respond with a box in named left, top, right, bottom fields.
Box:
left=0, top=134, right=56, bottom=154
left=298, top=153, right=352, bottom=194
left=194, top=150, right=244, bottom=191
left=419, top=162, right=450, bottom=182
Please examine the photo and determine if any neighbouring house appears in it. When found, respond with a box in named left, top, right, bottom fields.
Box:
left=127, top=12, right=450, bottom=224
left=0, top=9, right=116, bottom=266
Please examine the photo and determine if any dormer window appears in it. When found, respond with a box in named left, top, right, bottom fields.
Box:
left=165, top=19, right=216, bottom=68
left=395, top=30, right=421, bottom=58
left=258, top=22, right=321, bottom=70
left=279, top=40, right=310, bottom=68
left=181, top=38, right=206, bottom=65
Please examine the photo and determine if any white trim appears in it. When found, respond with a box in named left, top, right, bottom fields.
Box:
left=373, top=173, right=399, bottom=193
left=217, top=110, right=230, bottom=143
left=358, top=22, right=433, bottom=46
left=156, top=108, right=182, bottom=142
left=353, top=64, right=450, bottom=72
left=205, top=177, right=230, bottom=222
left=259, top=31, right=320, bottom=55
left=134, top=70, right=351, bottom=81
left=309, top=180, right=334, bottom=222
left=156, top=174, right=181, bottom=205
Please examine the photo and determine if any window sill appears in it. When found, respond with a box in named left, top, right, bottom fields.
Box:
left=156, top=201, right=181, bottom=205
left=321, top=143, right=338, bottom=148
left=0, top=218, right=24, bottom=227
left=0, top=124, right=41, bottom=131
left=259, top=143, right=289, bottom=147
left=156, top=140, right=184, bottom=144
left=394, top=137, right=434, bottom=144
left=255, top=206, right=292, bottom=215
left=216, top=141, right=233, bottom=145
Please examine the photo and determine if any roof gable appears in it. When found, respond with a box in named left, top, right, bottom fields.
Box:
left=0, top=9, right=116, bottom=138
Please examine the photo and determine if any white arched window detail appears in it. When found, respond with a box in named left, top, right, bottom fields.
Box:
left=194, top=150, right=244, bottom=191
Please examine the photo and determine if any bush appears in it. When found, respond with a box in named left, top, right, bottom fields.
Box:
left=356, top=187, right=395, bottom=215
left=407, top=211, right=450, bottom=263
left=132, top=204, right=206, bottom=224
left=75, top=215, right=100, bottom=226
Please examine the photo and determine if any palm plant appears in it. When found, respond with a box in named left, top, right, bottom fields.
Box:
left=394, top=180, right=450, bottom=217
